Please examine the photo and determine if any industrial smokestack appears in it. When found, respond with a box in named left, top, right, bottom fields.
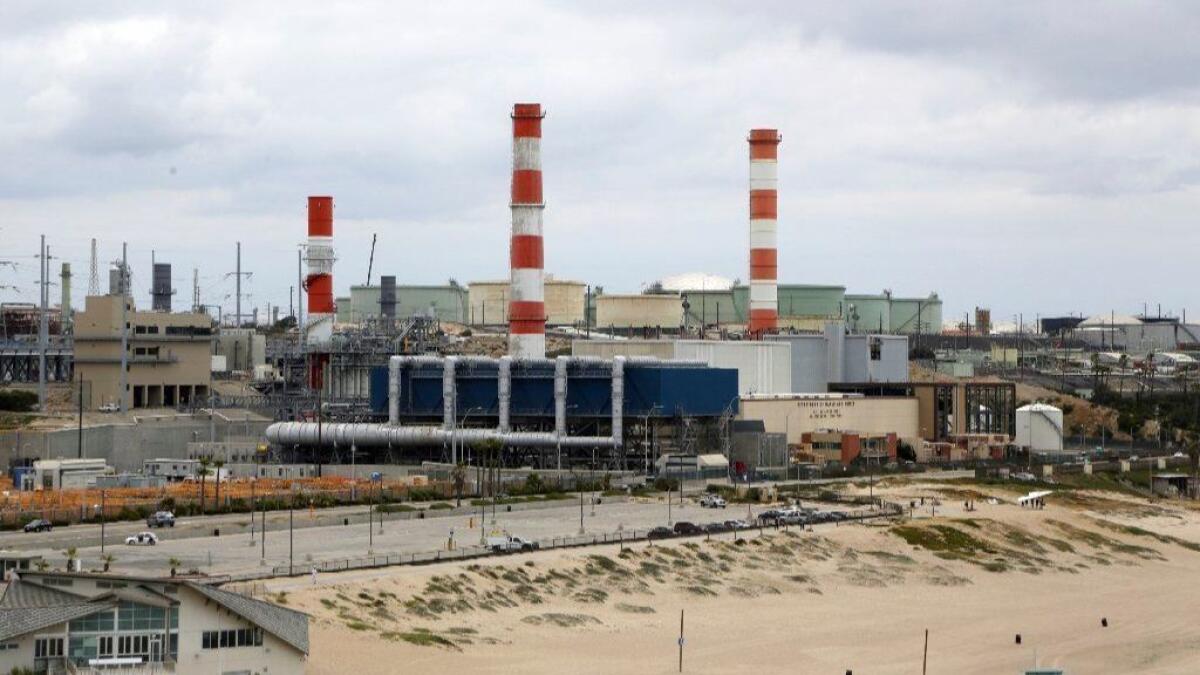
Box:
left=380, top=275, right=396, bottom=321
left=152, top=263, right=172, bottom=312
left=305, top=196, right=335, bottom=345
left=748, top=129, right=781, bottom=336
left=508, top=103, right=546, bottom=358
left=59, top=262, right=72, bottom=333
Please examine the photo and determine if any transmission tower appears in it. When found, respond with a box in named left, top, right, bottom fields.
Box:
left=88, top=238, right=100, bottom=296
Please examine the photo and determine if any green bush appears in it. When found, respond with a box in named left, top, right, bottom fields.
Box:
left=0, top=390, right=37, bottom=412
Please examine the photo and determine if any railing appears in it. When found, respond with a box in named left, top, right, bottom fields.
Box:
left=64, top=657, right=176, bottom=674
left=254, top=505, right=909, bottom=581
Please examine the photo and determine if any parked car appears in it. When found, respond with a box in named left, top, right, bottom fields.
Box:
left=672, top=521, right=704, bottom=536
left=98, top=403, right=119, bottom=413
left=757, top=509, right=783, bottom=523
left=780, top=512, right=809, bottom=526
left=23, top=519, right=53, bottom=533
left=146, top=511, right=176, bottom=528
left=699, top=494, right=727, bottom=509
left=647, top=526, right=675, bottom=540
left=486, top=535, right=538, bottom=553
left=702, top=522, right=730, bottom=534
left=125, top=532, right=158, bottom=546
left=723, top=519, right=751, bottom=530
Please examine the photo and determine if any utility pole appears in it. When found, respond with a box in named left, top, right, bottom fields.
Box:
left=235, top=242, right=241, bottom=328
left=77, top=370, right=84, bottom=458
left=38, top=236, right=47, bottom=410
left=118, top=243, right=129, bottom=413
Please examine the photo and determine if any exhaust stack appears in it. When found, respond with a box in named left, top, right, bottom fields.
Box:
left=748, top=129, right=781, bottom=336
left=305, top=196, right=335, bottom=345
left=508, top=103, right=546, bottom=358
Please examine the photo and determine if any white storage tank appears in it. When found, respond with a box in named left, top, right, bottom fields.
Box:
left=1015, top=403, right=1064, bottom=453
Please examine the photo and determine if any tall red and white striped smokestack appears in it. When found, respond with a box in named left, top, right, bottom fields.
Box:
left=508, top=103, right=546, bottom=358
left=748, top=129, right=781, bottom=336
left=305, top=196, right=335, bottom=346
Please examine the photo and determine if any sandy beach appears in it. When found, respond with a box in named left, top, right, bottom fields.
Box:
left=262, top=482, right=1200, bottom=674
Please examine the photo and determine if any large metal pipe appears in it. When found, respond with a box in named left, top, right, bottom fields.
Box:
left=265, top=422, right=617, bottom=449
left=498, top=356, right=512, bottom=433
left=442, top=356, right=457, bottom=429
left=611, top=356, right=625, bottom=448
left=554, top=355, right=568, bottom=438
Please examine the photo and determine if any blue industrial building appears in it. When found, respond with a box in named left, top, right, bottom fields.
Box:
left=368, top=361, right=738, bottom=421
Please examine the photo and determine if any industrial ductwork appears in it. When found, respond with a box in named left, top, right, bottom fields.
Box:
left=268, top=354, right=669, bottom=450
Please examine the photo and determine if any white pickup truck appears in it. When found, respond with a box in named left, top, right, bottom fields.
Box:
left=486, top=535, right=539, bottom=553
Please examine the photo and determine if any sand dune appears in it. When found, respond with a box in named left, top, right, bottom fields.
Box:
left=267, top=483, right=1200, bottom=674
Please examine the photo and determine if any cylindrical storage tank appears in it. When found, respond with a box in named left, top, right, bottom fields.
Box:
left=1015, top=403, right=1064, bottom=453
left=468, top=280, right=509, bottom=326
left=889, top=294, right=941, bottom=335
left=674, top=340, right=791, bottom=395
left=544, top=278, right=586, bottom=326
left=844, top=294, right=891, bottom=334
left=595, top=294, right=683, bottom=330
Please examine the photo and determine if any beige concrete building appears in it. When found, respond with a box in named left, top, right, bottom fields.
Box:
left=74, top=295, right=213, bottom=410
left=595, top=293, right=683, bottom=330
left=468, top=277, right=587, bottom=326
left=739, top=393, right=920, bottom=446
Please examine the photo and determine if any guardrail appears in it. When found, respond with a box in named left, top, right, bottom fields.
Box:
left=245, top=505, right=907, bottom=582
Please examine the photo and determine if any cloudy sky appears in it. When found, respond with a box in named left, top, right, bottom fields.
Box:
left=2, top=1, right=1198, bottom=325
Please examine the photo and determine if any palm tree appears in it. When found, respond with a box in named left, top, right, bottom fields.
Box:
left=451, top=462, right=466, bottom=507
left=213, top=460, right=226, bottom=511
left=101, top=553, right=115, bottom=573
left=168, top=557, right=182, bottom=578
left=197, top=458, right=212, bottom=513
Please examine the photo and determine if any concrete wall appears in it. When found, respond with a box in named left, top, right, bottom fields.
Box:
left=740, top=395, right=919, bottom=446
left=768, top=334, right=827, bottom=393
left=843, top=335, right=908, bottom=382
left=570, top=339, right=675, bottom=359
left=0, top=414, right=270, bottom=473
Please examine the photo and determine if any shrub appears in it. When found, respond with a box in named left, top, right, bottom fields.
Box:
left=0, top=390, right=37, bottom=412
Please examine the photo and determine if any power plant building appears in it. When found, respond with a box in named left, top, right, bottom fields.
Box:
left=73, top=295, right=212, bottom=410
left=573, top=339, right=791, bottom=395
left=594, top=294, right=684, bottom=331
left=341, top=284, right=469, bottom=324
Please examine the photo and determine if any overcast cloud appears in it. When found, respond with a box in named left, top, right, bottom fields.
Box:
left=1, top=1, right=1198, bottom=324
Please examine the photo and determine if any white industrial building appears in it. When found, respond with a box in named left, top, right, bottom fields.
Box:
left=29, top=459, right=110, bottom=490
left=572, top=339, right=790, bottom=395
left=0, top=571, right=308, bottom=673
left=768, top=322, right=908, bottom=393
left=1015, top=403, right=1065, bottom=453
left=1075, top=315, right=1200, bottom=353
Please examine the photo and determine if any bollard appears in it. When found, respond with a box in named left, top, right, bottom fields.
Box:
left=213, top=528, right=220, bottom=537
left=1015, top=634, right=1021, bottom=644
left=343, top=518, right=348, bottom=526
left=1101, top=618, right=1108, bottom=627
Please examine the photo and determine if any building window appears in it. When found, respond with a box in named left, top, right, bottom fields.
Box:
left=35, top=637, right=63, bottom=658
left=202, top=628, right=261, bottom=650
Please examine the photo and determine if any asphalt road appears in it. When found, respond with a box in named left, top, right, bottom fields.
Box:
left=5, top=470, right=974, bottom=577
left=13, top=497, right=788, bottom=577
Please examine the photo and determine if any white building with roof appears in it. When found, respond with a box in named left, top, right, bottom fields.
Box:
left=0, top=570, right=308, bottom=674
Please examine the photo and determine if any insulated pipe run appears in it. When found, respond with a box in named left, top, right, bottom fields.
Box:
left=498, top=356, right=512, bottom=433
left=265, top=422, right=618, bottom=449
left=611, top=356, right=625, bottom=448
left=442, top=356, right=457, bottom=430
left=554, top=355, right=568, bottom=437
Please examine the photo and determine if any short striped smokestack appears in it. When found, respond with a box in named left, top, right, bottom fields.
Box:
left=305, top=195, right=335, bottom=344
left=748, top=129, right=781, bottom=336
left=509, top=103, right=546, bottom=358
